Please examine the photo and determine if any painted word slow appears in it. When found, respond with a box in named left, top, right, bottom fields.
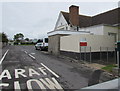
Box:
left=0, top=65, right=64, bottom=91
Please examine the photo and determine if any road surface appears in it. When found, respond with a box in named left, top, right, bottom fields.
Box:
left=0, top=45, right=89, bottom=91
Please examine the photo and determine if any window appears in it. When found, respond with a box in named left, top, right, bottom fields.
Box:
left=45, top=38, right=48, bottom=43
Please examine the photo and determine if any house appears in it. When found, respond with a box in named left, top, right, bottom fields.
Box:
left=47, top=5, right=120, bottom=57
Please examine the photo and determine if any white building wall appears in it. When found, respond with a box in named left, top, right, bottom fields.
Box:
left=103, top=26, right=118, bottom=35
left=54, top=13, right=118, bottom=41
left=80, top=25, right=104, bottom=35
left=60, top=34, right=115, bottom=53
left=79, top=25, right=118, bottom=42
left=54, top=12, right=68, bottom=30
left=103, top=26, right=118, bottom=42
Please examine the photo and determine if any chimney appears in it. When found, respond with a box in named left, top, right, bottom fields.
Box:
left=69, top=5, right=79, bottom=26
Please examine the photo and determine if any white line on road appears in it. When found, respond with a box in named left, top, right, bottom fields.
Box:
left=24, top=51, right=35, bottom=60
left=41, top=63, right=59, bottom=78
left=28, top=54, right=35, bottom=60
left=30, top=53, right=35, bottom=55
left=0, top=83, right=9, bottom=87
left=0, top=49, right=9, bottom=65
left=24, top=51, right=28, bottom=54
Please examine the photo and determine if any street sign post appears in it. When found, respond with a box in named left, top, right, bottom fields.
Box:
left=80, top=38, right=87, bottom=46
left=80, top=42, right=87, bottom=46
left=80, top=38, right=87, bottom=61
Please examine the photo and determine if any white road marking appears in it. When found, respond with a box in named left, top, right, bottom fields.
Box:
left=15, top=69, right=27, bottom=78
left=24, top=51, right=27, bottom=54
left=28, top=54, right=35, bottom=60
left=40, top=63, right=59, bottom=78
left=0, top=69, right=12, bottom=80
left=14, top=81, right=21, bottom=90
left=0, top=49, right=9, bottom=65
left=0, top=83, right=9, bottom=87
left=27, top=79, right=46, bottom=90
left=24, top=51, right=35, bottom=59
left=31, top=53, right=35, bottom=55
left=40, top=77, right=64, bottom=90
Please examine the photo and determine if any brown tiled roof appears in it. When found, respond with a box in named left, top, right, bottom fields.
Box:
left=61, top=7, right=119, bottom=28
left=79, top=15, right=92, bottom=27
left=61, top=11, right=70, bottom=24
left=92, top=8, right=120, bottom=26
left=61, top=11, right=92, bottom=28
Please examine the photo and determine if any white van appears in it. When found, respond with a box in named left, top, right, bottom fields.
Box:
left=35, top=38, right=48, bottom=51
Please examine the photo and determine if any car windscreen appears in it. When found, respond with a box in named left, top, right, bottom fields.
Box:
left=45, top=38, right=48, bottom=43
left=37, top=43, right=41, bottom=45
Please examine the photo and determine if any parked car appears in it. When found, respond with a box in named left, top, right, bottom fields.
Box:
left=35, top=38, right=48, bottom=51
left=35, top=43, right=42, bottom=50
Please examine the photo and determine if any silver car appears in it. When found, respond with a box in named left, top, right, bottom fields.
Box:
left=35, top=43, right=42, bottom=50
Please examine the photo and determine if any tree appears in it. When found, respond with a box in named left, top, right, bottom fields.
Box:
left=1, top=32, right=8, bottom=43
left=25, top=38, right=29, bottom=41
left=14, top=33, right=24, bottom=42
left=37, top=39, right=43, bottom=43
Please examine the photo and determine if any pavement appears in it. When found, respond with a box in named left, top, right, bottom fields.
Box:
left=0, top=45, right=90, bottom=91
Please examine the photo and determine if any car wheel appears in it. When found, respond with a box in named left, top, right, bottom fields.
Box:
left=35, top=47, right=38, bottom=50
left=40, top=47, right=42, bottom=51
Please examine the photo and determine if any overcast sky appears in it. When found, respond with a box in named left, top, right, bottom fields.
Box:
left=0, top=2, right=119, bottom=39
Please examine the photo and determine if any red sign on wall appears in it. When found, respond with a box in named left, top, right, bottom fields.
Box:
left=80, top=42, right=87, bottom=46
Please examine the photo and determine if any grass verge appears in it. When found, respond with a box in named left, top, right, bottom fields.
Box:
left=101, top=64, right=117, bottom=72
